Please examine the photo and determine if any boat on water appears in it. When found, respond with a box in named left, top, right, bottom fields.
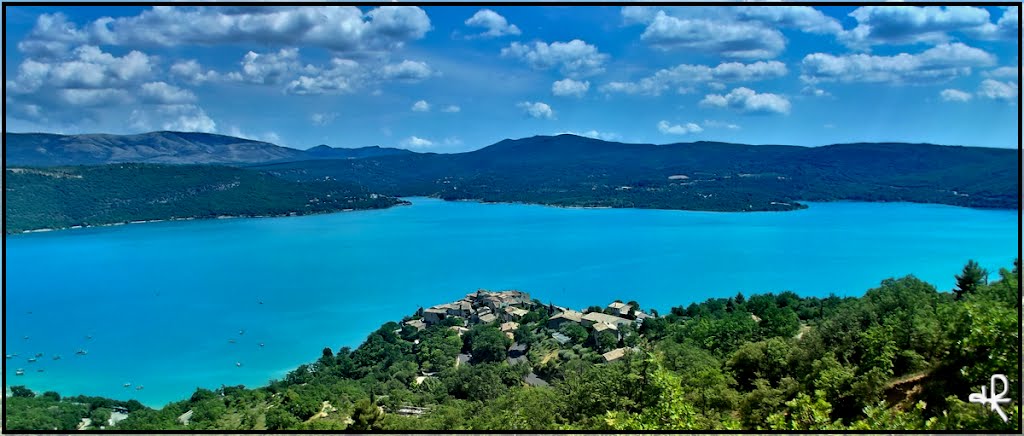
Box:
left=27, top=358, right=37, bottom=363
left=228, top=339, right=236, bottom=344
left=37, top=369, right=44, bottom=373
left=5, top=355, right=12, bottom=359
left=76, top=349, right=88, bottom=356
left=235, top=362, right=242, bottom=367
left=34, top=353, right=43, bottom=358
left=123, top=383, right=131, bottom=388
left=136, top=386, right=144, bottom=390
left=259, top=343, right=265, bottom=348
left=52, top=355, right=61, bottom=360
left=15, top=369, right=25, bottom=376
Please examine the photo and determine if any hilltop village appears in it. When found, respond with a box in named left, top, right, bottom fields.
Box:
left=401, top=290, right=655, bottom=390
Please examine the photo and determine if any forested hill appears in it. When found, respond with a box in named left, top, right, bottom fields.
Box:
left=4, top=164, right=405, bottom=234
left=3, top=132, right=412, bottom=166
left=4, top=261, right=1019, bottom=431
left=254, top=134, right=1019, bottom=212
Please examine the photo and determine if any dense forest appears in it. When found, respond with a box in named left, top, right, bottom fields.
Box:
left=256, top=135, right=1019, bottom=212
left=5, top=260, right=1019, bottom=431
left=4, top=164, right=405, bottom=234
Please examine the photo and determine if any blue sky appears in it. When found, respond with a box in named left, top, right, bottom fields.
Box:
left=4, top=5, right=1019, bottom=151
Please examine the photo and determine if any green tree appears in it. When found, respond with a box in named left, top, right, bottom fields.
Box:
left=265, top=406, right=300, bottom=430
left=349, top=398, right=384, bottom=431
left=468, top=325, right=511, bottom=364
left=559, top=323, right=588, bottom=344
left=765, top=391, right=839, bottom=431
left=89, top=408, right=112, bottom=428
left=10, top=386, right=35, bottom=398
left=954, top=260, right=988, bottom=300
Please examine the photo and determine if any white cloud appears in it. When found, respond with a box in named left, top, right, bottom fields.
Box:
left=6, top=45, right=153, bottom=94
left=517, top=101, right=555, bottom=119
left=284, top=59, right=361, bottom=95
left=940, top=89, right=973, bottom=102
left=985, top=66, right=1019, bottom=79
left=400, top=136, right=434, bottom=149
left=600, top=60, right=787, bottom=96
left=139, top=81, right=197, bottom=104
left=800, top=43, right=996, bottom=85
left=465, top=9, right=521, bottom=38
left=441, top=105, right=461, bottom=113
left=841, top=6, right=993, bottom=48
left=19, top=6, right=432, bottom=56
left=130, top=104, right=216, bottom=133
left=411, top=100, right=431, bottom=112
left=840, top=6, right=1019, bottom=49
left=501, top=39, right=609, bottom=78
left=636, top=11, right=785, bottom=59
left=801, top=86, right=832, bottom=98
left=556, top=130, right=621, bottom=141
left=310, top=112, right=337, bottom=126
left=703, top=120, right=740, bottom=130
left=227, top=48, right=309, bottom=85
left=977, top=79, right=1018, bottom=102
left=169, top=60, right=219, bottom=85
left=552, top=78, right=590, bottom=97
left=380, top=60, right=433, bottom=82
left=657, top=120, right=703, bottom=135
left=700, top=87, right=791, bottom=115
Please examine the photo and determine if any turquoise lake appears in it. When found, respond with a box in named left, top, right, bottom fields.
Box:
left=3, top=198, right=1019, bottom=406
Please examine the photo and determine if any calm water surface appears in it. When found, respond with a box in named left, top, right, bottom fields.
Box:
left=3, top=198, right=1018, bottom=405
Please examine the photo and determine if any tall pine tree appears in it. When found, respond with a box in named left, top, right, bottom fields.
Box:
left=954, top=260, right=988, bottom=300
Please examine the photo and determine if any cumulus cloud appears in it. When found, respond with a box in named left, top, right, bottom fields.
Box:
left=600, top=61, right=787, bottom=96
left=939, top=89, right=973, bottom=102
left=800, top=43, right=996, bottom=85
left=400, top=136, right=434, bottom=149
left=284, top=58, right=361, bottom=95
left=465, top=9, right=521, bottom=38
left=552, top=78, right=590, bottom=97
left=985, top=66, right=1019, bottom=79
left=703, top=120, right=741, bottom=130
left=6, top=45, right=153, bottom=94
left=441, top=105, right=461, bottom=113
left=840, top=6, right=1019, bottom=49
left=977, top=79, right=1018, bottom=102
left=501, top=39, right=609, bottom=78
left=169, top=59, right=220, bottom=85
left=700, top=87, right=791, bottom=115
left=657, top=120, right=703, bottom=135
left=637, top=11, right=785, bottom=59
left=18, top=6, right=432, bottom=56
left=225, top=50, right=432, bottom=95
left=517, top=101, right=555, bottom=119
left=380, top=60, right=433, bottom=82
left=411, top=100, right=431, bottom=112
left=226, top=48, right=311, bottom=85
left=310, top=112, right=337, bottom=126
left=139, top=81, right=197, bottom=104
left=129, top=104, right=216, bottom=133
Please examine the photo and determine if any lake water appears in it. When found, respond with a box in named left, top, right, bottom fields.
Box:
left=3, top=198, right=1018, bottom=406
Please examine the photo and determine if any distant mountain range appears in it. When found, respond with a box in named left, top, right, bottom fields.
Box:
left=3, top=131, right=410, bottom=166
left=4, top=131, right=1018, bottom=214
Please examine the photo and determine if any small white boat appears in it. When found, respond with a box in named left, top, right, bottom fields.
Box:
left=235, top=362, right=242, bottom=367
left=5, top=355, right=12, bottom=360
left=27, top=358, right=37, bottom=363
left=259, top=343, right=265, bottom=348
left=136, top=386, right=144, bottom=390
left=15, top=369, right=25, bottom=376
left=123, top=383, right=131, bottom=388
left=76, top=349, right=88, bottom=356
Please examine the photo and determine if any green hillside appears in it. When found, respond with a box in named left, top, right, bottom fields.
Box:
left=4, top=164, right=405, bottom=234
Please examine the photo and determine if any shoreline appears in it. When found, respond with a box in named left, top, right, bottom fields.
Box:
left=8, top=201, right=412, bottom=236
